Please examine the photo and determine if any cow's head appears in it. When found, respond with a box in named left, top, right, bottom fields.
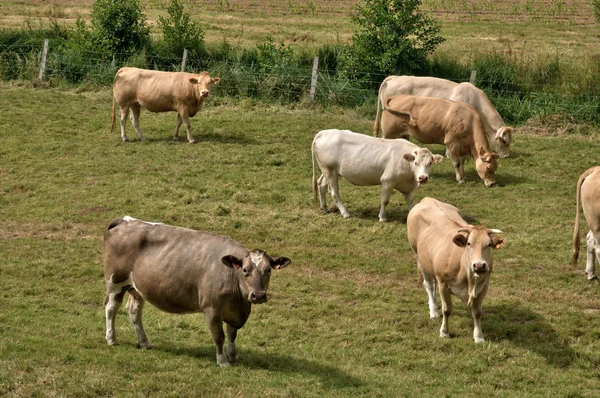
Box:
left=475, top=147, right=499, bottom=187
left=403, top=148, right=444, bottom=185
left=452, top=226, right=505, bottom=276
left=189, top=72, right=221, bottom=98
left=222, top=250, right=291, bottom=304
left=494, top=127, right=513, bottom=158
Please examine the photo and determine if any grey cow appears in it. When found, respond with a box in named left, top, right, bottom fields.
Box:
left=103, top=216, right=291, bottom=366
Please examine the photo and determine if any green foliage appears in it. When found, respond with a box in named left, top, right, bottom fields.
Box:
left=593, top=0, right=600, bottom=22
left=90, top=0, right=150, bottom=60
left=156, top=0, right=206, bottom=66
left=341, top=0, right=445, bottom=85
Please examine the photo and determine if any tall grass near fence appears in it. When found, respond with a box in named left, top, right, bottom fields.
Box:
left=1, top=25, right=600, bottom=128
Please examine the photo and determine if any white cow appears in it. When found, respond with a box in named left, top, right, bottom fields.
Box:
left=311, top=129, right=443, bottom=222
left=373, top=75, right=513, bottom=158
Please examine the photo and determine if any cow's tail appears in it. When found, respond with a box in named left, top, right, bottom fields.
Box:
left=110, top=95, right=116, bottom=135
left=383, top=98, right=415, bottom=126
left=571, top=168, right=596, bottom=266
left=312, top=135, right=319, bottom=205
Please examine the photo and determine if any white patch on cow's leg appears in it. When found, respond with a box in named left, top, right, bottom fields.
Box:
left=327, top=172, right=350, bottom=218
left=471, top=298, right=485, bottom=343
left=586, top=231, right=599, bottom=280
left=378, top=182, right=394, bottom=222
left=317, top=175, right=328, bottom=211
left=439, top=285, right=452, bottom=338
left=226, top=324, right=239, bottom=364
left=129, top=104, right=144, bottom=141
left=420, top=265, right=439, bottom=319
left=173, top=114, right=182, bottom=141
left=126, top=291, right=152, bottom=349
left=119, top=107, right=130, bottom=142
left=204, top=311, right=228, bottom=366
left=104, top=275, right=131, bottom=345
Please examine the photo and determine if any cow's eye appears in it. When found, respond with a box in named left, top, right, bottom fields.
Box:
left=467, top=242, right=471, bottom=246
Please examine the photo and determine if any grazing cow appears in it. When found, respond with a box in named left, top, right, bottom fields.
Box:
left=381, top=94, right=499, bottom=187
left=571, top=166, right=600, bottom=280
left=373, top=75, right=513, bottom=157
left=110, top=67, right=220, bottom=143
left=103, top=216, right=291, bottom=366
left=407, top=197, right=506, bottom=342
left=311, top=129, right=444, bottom=221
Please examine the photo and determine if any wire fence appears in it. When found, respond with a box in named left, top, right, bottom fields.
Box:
left=1, top=41, right=600, bottom=125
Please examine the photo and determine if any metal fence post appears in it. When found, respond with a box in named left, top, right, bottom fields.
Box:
left=38, top=39, right=49, bottom=80
left=310, top=56, right=319, bottom=102
left=181, top=49, right=189, bottom=72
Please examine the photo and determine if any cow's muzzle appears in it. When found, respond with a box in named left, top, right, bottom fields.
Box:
left=485, top=181, right=496, bottom=188
left=472, top=262, right=488, bottom=274
left=418, top=175, right=429, bottom=183
left=200, top=90, right=210, bottom=97
left=249, top=291, right=268, bottom=304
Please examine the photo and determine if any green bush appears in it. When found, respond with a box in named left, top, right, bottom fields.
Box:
left=90, top=0, right=150, bottom=60
left=341, top=0, right=445, bottom=86
left=156, top=0, right=206, bottom=68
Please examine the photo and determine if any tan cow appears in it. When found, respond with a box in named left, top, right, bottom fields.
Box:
left=373, top=75, right=513, bottom=157
left=103, top=216, right=291, bottom=366
left=571, top=166, right=600, bottom=280
left=407, top=197, right=506, bottom=342
left=110, top=67, right=220, bottom=143
left=381, top=94, right=499, bottom=187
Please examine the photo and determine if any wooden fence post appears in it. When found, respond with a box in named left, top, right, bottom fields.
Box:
left=181, top=49, right=189, bottom=72
left=38, top=39, right=49, bottom=80
left=470, top=69, right=477, bottom=85
left=310, top=56, right=319, bottom=102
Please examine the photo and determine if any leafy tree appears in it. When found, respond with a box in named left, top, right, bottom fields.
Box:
left=341, top=0, right=445, bottom=84
left=90, top=0, right=150, bottom=59
left=157, top=0, right=206, bottom=63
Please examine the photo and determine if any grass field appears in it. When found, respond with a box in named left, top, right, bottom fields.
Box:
left=2, top=82, right=600, bottom=396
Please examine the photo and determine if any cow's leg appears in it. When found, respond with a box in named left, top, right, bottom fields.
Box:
left=179, top=109, right=196, bottom=144
left=317, top=174, right=328, bottom=212
left=226, top=324, right=239, bottom=363
left=419, top=263, right=439, bottom=319
left=204, top=310, right=228, bottom=366
left=471, top=289, right=487, bottom=343
left=403, top=191, right=413, bottom=212
left=327, top=173, right=350, bottom=218
left=126, top=290, right=152, bottom=349
left=129, top=103, right=144, bottom=141
left=173, top=114, right=183, bottom=141
left=104, top=278, right=129, bottom=346
left=438, top=282, right=453, bottom=338
left=378, top=181, right=395, bottom=222
left=586, top=231, right=599, bottom=280
left=119, top=106, right=130, bottom=142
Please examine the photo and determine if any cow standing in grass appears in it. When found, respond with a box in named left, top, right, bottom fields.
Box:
left=103, top=216, right=291, bottom=366
left=407, top=197, right=505, bottom=342
left=110, top=67, right=220, bottom=143
left=571, top=166, right=600, bottom=280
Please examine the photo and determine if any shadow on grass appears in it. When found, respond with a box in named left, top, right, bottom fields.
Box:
left=159, top=344, right=363, bottom=390
left=431, top=169, right=529, bottom=186
left=135, top=132, right=259, bottom=145
left=484, top=302, right=576, bottom=368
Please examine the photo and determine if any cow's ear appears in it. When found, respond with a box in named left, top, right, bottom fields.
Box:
left=222, top=255, right=243, bottom=269
left=189, top=77, right=199, bottom=85
left=491, top=236, right=506, bottom=249
left=271, top=257, right=291, bottom=270
left=433, top=154, right=444, bottom=164
left=403, top=153, right=415, bottom=162
left=453, top=234, right=468, bottom=247
left=211, top=77, right=221, bottom=85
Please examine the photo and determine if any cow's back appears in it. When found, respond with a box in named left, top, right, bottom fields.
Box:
left=103, top=217, right=247, bottom=313
left=382, top=76, right=457, bottom=99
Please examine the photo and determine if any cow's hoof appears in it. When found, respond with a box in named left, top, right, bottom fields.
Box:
left=440, top=332, right=450, bottom=339
left=188, top=139, right=196, bottom=144
left=122, top=138, right=129, bottom=142
left=378, top=217, right=388, bottom=222
left=587, top=273, right=598, bottom=280
left=430, top=313, right=440, bottom=319
left=106, top=340, right=119, bottom=346
left=474, top=337, right=485, bottom=343
left=173, top=137, right=179, bottom=141
left=457, top=180, right=465, bottom=184
left=342, top=214, right=351, bottom=219
left=227, top=353, right=239, bottom=363
left=137, top=343, right=152, bottom=350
